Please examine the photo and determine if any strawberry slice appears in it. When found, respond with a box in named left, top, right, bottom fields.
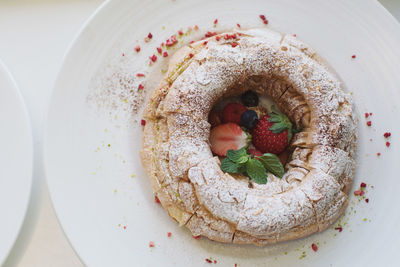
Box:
left=210, top=123, right=249, bottom=156
left=221, top=103, right=247, bottom=124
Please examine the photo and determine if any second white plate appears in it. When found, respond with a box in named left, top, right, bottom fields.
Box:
left=0, top=60, right=33, bottom=266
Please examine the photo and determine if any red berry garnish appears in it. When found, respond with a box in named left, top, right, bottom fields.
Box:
left=354, top=190, right=363, bottom=196
left=149, top=54, right=157, bottom=62
left=251, top=110, right=293, bottom=154
left=334, top=227, right=343, bottom=232
left=311, top=243, right=318, bottom=252
left=221, top=103, right=247, bottom=124
left=248, top=148, right=263, bottom=157
left=210, top=123, right=249, bottom=156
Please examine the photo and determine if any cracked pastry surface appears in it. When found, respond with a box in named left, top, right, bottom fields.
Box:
left=140, top=28, right=357, bottom=246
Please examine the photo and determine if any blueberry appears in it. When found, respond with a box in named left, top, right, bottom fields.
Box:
left=240, top=110, right=258, bottom=129
left=241, top=90, right=259, bottom=107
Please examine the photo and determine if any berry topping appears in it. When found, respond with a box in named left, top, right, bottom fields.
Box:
left=241, top=90, right=259, bottom=107
left=278, top=149, right=289, bottom=166
left=251, top=107, right=293, bottom=154
left=248, top=148, right=263, bottom=157
left=221, top=103, right=247, bottom=124
left=240, top=110, right=259, bottom=129
left=210, top=123, right=249, bottom=156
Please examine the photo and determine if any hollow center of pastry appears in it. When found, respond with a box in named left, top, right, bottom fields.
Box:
left=208, top=75, right=310, bottom=184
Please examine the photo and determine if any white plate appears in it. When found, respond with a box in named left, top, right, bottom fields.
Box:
left=45, top=0, right=400, bottom=266
left=0, top=60, right=33, bottom=265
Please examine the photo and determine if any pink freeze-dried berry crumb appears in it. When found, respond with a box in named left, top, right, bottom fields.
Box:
left=334, top=227, right=343, bottom=232
left=149, top=54, right=157, bottom=62
left=311, top=243, right=318, bottom=252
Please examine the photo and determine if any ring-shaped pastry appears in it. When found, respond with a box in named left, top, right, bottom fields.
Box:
left=140, top=29, right=357, bottom=246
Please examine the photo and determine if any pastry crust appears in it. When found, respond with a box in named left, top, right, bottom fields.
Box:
left=140, top=28, right=357, bottom=245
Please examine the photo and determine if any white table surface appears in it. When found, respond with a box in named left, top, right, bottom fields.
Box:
left=0, top=0, right=398, bottom=266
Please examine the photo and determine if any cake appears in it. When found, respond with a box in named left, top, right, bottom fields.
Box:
left=140, top=28, right=357, bottom=245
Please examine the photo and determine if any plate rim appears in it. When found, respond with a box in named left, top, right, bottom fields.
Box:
left=0, top=59, right=34, bottom=266
left=43, top=0, right=400, bottom=266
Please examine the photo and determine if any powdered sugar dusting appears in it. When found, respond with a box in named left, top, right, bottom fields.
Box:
left=140, top=28, right=357, bottom=245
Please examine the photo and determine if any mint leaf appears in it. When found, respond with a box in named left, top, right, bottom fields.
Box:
left=221, top=158, right=240, bottom=173
left=245, top=158, right=268, bottom=184
left=258, top=153, right=284, bottom=178
left=226, top=148, right=249, bottom=164
left=267, top=106, right=293, bottom=141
